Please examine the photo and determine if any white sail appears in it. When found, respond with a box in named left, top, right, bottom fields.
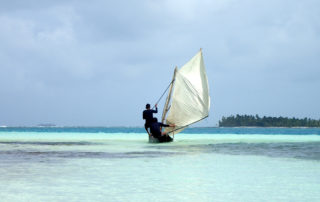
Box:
left=164, top=50, right=210, bottom=134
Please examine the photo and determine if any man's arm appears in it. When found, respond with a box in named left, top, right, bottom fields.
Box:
left=160, top=123, right=176, bottom=136
left=153, top=104, right=158, bottom=113
left=160, top=123, right=175, bottom=127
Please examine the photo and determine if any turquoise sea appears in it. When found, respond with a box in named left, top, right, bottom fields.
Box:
left=0, top=127, right=320, bottom=202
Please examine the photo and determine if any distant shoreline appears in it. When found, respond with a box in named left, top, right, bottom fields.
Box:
left=219, top=115, right=320, bottom=128
left=2, top=124, right=320, bottom=129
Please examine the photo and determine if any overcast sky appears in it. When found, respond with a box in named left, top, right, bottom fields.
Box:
left=0, top=0, right=319, bottom=126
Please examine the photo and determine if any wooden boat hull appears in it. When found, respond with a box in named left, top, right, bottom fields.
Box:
left=148, top=135, right=173, bottom=143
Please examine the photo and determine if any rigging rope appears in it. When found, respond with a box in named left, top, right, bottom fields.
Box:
left=152, top=80, right=174, bottom=109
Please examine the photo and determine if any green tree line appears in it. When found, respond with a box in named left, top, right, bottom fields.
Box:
left=219, top=114, right=320, bottom=127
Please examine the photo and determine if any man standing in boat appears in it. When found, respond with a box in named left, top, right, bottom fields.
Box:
left=143, top=103, right=158, bottom=135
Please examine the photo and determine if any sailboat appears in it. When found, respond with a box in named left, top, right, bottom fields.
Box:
left=149, top=49, right=210, bottom=143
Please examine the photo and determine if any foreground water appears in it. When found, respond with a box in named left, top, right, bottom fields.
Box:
left=0, top=127, right=319, bottom=202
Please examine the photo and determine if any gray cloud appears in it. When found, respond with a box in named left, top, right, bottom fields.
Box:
left=0, top=0, right=319, bottom=126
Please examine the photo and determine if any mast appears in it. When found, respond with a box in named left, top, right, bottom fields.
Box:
left=161, top=67, right=178, bottom=124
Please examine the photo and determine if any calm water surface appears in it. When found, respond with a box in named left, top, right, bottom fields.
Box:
left=0, top=127, right=319, bottom=202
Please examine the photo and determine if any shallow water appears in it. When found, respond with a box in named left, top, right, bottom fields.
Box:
left=0, top=128, right=320, bottom=201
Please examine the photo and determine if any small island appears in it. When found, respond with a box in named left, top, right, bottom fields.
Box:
left=219, top=114, right=320, bottom=127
